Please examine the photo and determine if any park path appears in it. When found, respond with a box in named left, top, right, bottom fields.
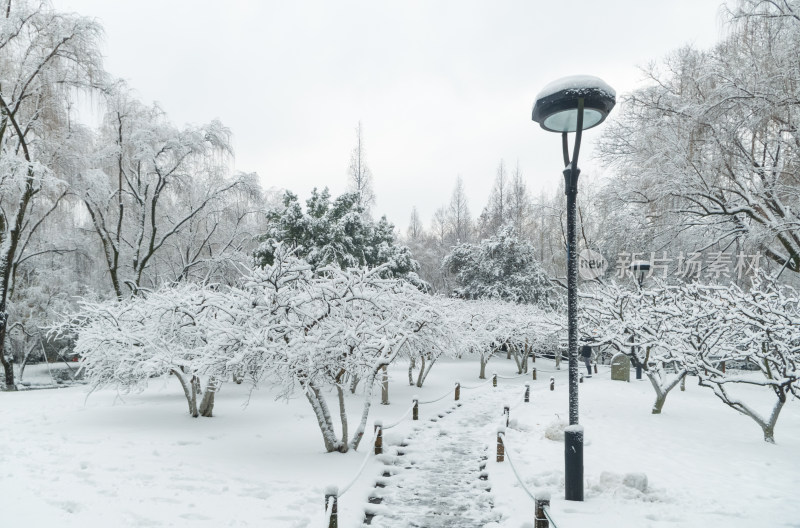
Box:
left=363, top=383, right=523, bottom=527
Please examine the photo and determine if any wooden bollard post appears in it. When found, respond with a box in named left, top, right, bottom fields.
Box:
left=496, top=426, right=505, bottom=462
left=504, top=404, right=510, bottom=427
left=721, top=360, right=726, bottom=373
left=550, top=377, right=555, bottom=391
left=524, top=382, right=530, bottom=403
left=594, top=363, right=598, bottom=374
left=373, top=422, right=383, bottom=455
left=532, top=367, right=537, bottom=381
left=412, top=398, right=419, bottom=420
left=492, top=373, right=497, bottom=387
left=681, top=374, right=686, bottom=392
left=325, top=485, right=339, bottom=528
left=455, top=382, right=460, bottom=401
left=580, top=374, right=584, bottom=383
left=534, top=492, right=551, bottom=528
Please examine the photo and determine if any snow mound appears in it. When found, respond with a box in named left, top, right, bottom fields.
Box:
left=623, top=472, right=648, bottom=492
left=544, top=418, right=568, bottom=441
left=590, top=471, right=658, bottom=501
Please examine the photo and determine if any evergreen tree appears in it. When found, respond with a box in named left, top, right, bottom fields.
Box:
left=255, top=189, right=421, bottom=282
left=442, top=226, right=556, bottom=307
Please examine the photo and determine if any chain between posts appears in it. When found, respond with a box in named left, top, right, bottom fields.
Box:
left=498, top=430, right=559, bottom=528
left=324, top=428, right=378, bottom=527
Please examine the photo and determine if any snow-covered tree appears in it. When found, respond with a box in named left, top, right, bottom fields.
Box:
left=598, top=0, right=800, bottom=278
left=407, top=206, right=424, bottom=241
left=59, top=284, right=246, bottom=417
left=581, top=280, right=692, bottom=414
left=255, top=189, right=422, bottom=284
left=583, top=276, right=799, bottom=440
left=0, top=0, right=104, bottom=389
left=477, top=160, right=510, bottom=239
left=443, top=226, right=557, bottom=308
left=238, top=249, right=452, bottom=452
left=446, top=176, right=473, bottom=245
left=680, top=278, right=800, bottom=443
left=347, top=121, right=376, bottom=213
left=79, top=84, right=256, bottom=298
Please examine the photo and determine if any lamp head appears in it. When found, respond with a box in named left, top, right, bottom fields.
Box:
left=532, top=75, right=616, bottom=133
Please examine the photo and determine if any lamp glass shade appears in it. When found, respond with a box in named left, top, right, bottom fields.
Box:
left=532, top=75, right=616, bottom=133
left=542, top=108, right=604, bottom=133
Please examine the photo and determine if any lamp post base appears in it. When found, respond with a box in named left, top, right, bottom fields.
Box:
left=564, top=425, right=584, bottom=501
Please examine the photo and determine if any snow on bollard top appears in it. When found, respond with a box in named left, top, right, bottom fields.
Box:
left=412, top=394, right=419, bottom=402
left=536, top=490, right=551, bottom=501
left=497, top=425, right=506, bottom=434
left=325, top=484, right=339, bottom=496
left=373, top=419, right=383, bottom=427
left=525, top=382, right=530, bottom=386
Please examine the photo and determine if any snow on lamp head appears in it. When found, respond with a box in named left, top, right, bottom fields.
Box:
left=532, top=75, right=616, bottom=133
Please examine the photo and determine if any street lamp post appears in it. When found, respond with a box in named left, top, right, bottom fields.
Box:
left=532, top=75, right=615, bottom=502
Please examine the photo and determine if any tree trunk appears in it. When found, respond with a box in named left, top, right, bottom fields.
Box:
left=190, top=376, right=201, bottom=418
left=479, top=352, right=487, bottom=379
left=522, top=342, right=529, bottom=373
left=647, top=369, right=687, bottom=414
left=511, top=343, right=523, bottom=374
left=198, top=378, right=218, bottom=417
left=305, top=382, right=341, bottom=453
left=171, top=369, right=198, bottom=417
left=0, top=321, right=16, bottom=391
left=381, top=365, right=389, bottom=405
left=349, top=375, right=359, bottom=394
left=349, top=370, right=379, bottom=451
left=416, top=356, right=425, bottom=387
left=337, top=384, right=349, bottom=452
left=408, top=356, right=415, bottom=386
left=417, top=357, right=436, bottom=388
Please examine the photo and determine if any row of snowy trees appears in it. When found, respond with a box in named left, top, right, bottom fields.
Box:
left=582, top=276, right=800, bottom=443
left=59, top=247, right=558, bottom=452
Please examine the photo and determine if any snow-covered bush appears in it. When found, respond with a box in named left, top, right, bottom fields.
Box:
left=442, top=226, right=558, bottom=309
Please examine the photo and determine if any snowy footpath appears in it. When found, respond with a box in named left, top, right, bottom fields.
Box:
left=363, top=387, right=511, bottom=527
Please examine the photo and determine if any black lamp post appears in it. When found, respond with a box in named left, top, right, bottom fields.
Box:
left=532, top=75, right=615, bottom=502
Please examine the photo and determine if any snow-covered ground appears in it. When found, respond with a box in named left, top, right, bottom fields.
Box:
left=1, top=359, right=798, bottom=527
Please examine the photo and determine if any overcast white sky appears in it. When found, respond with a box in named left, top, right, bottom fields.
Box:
left=53, top=0, right=725, bottom=230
